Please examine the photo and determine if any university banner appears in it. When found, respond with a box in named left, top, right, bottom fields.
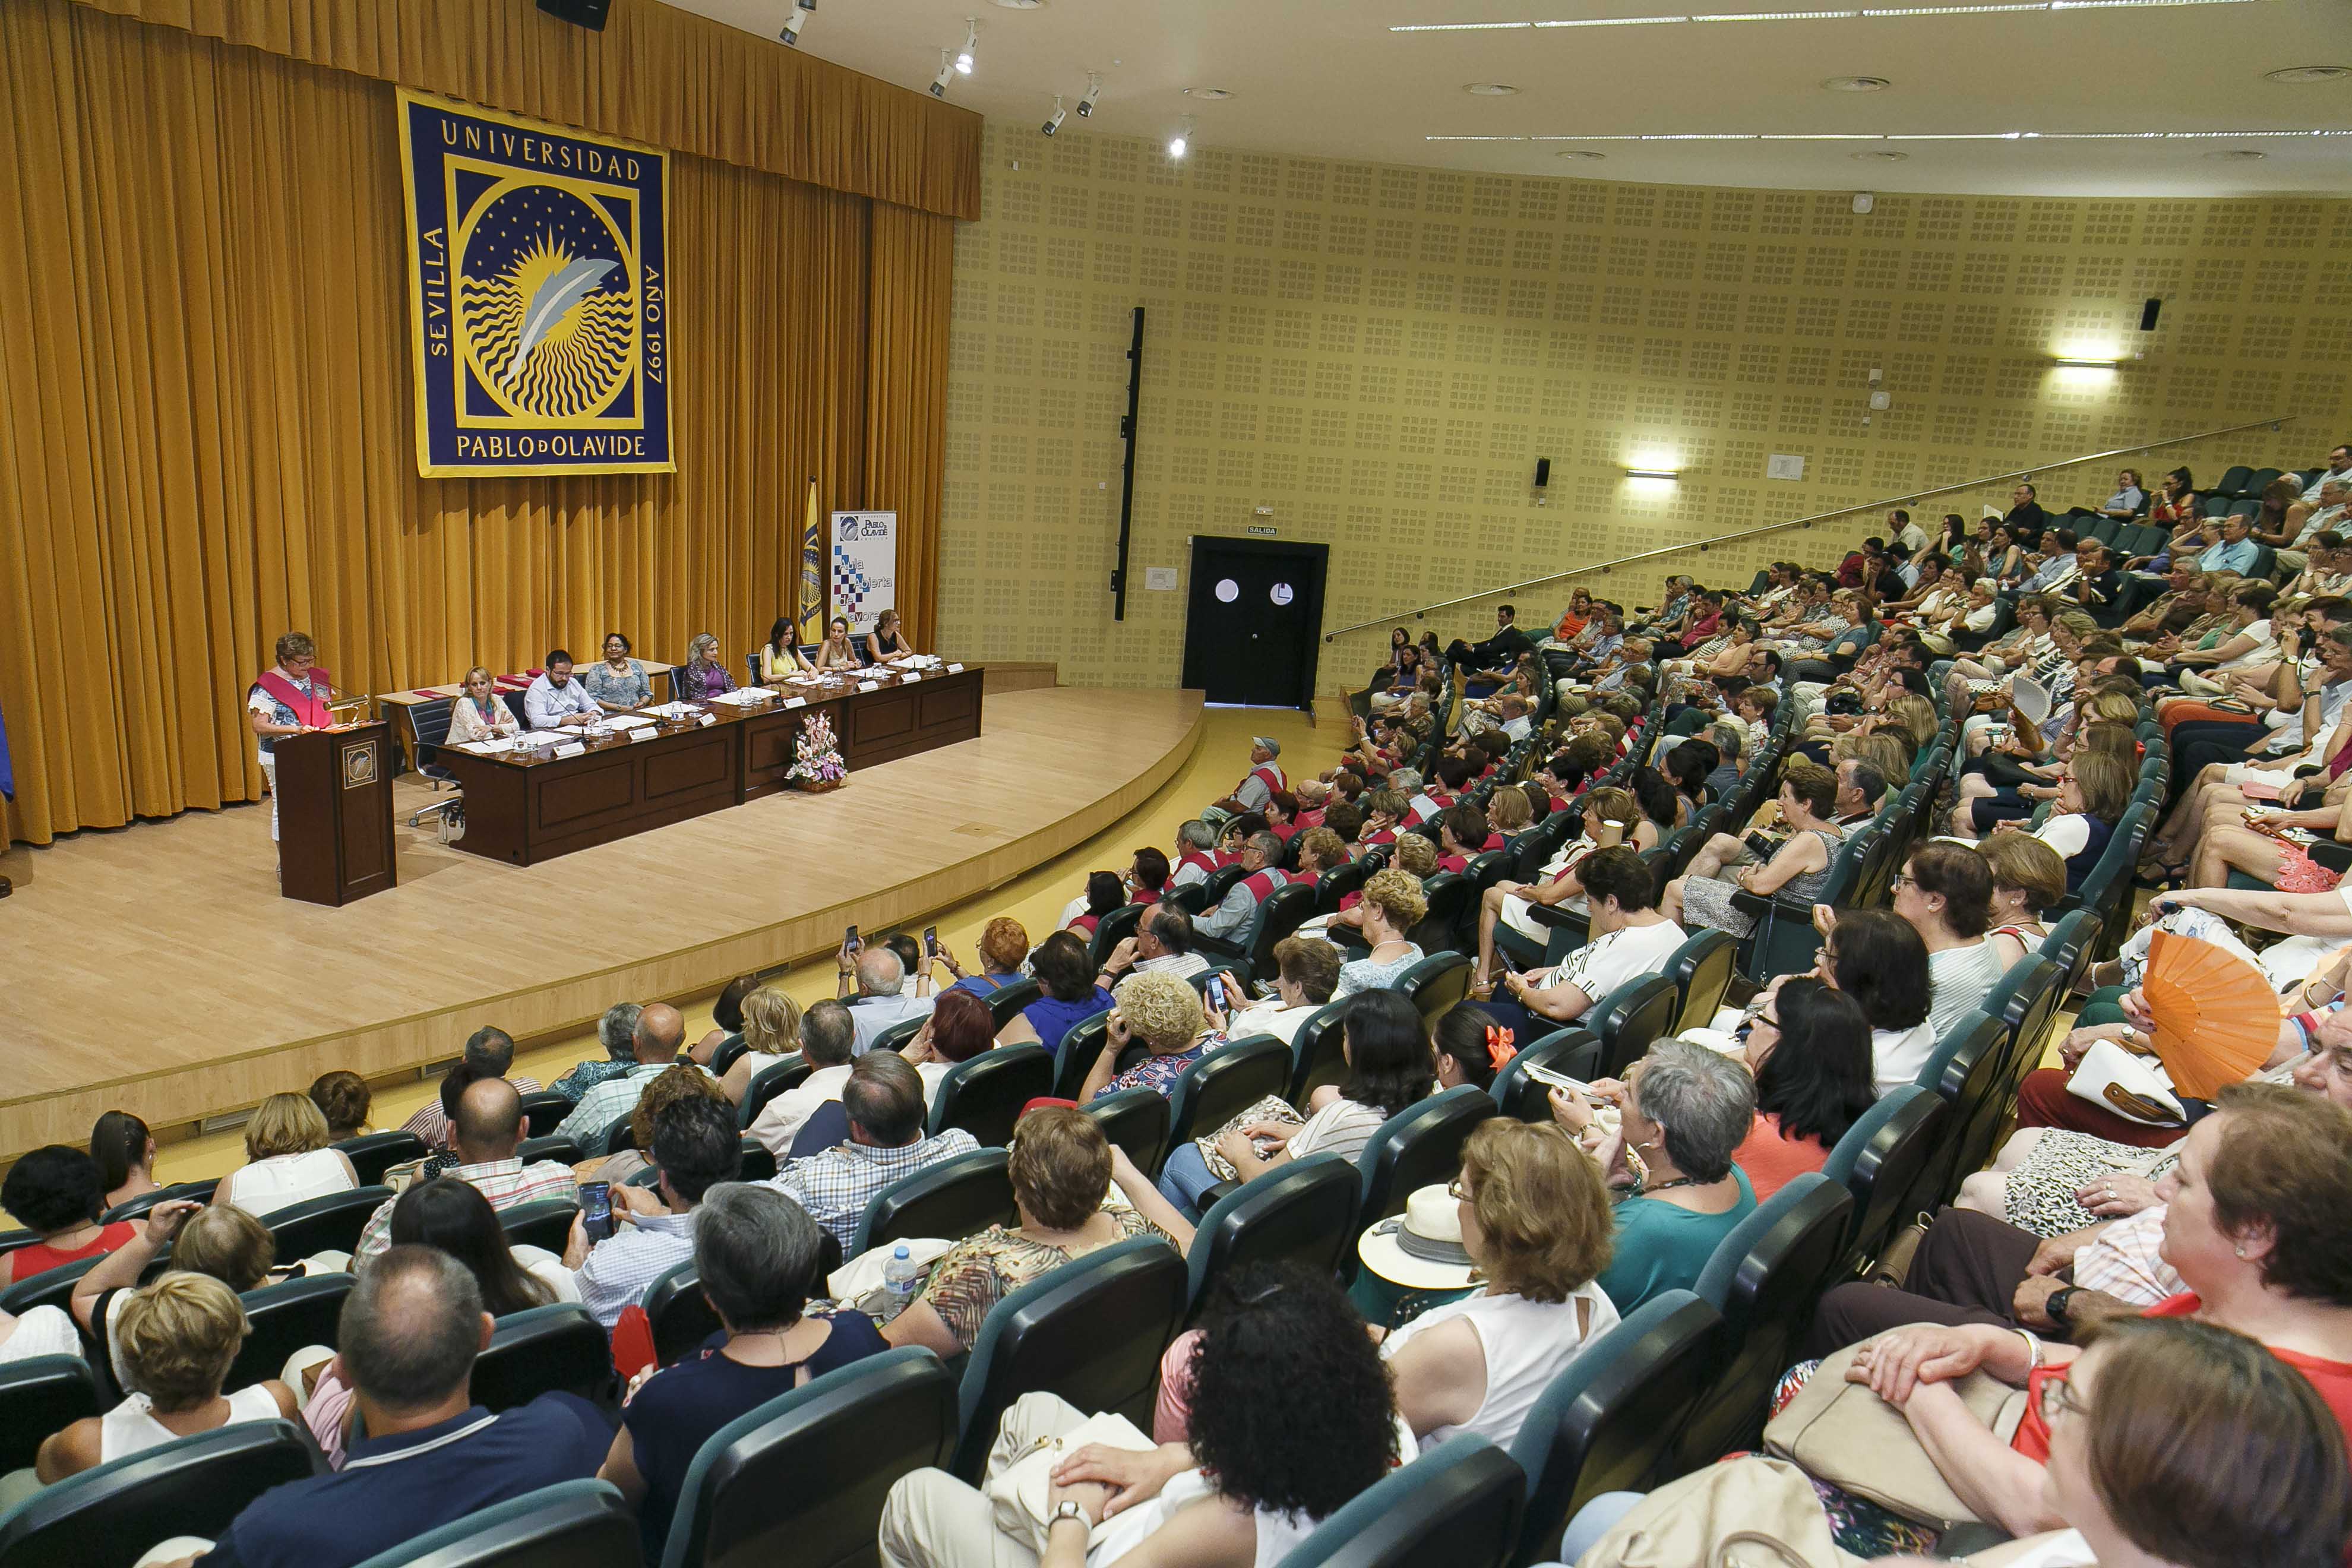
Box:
left=830, top=511, right=899, bottom=633
left=396, top=89, right=673, bottom=478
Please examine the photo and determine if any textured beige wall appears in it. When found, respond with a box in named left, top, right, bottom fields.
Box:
left=936, top=122, right=2352, bottom=690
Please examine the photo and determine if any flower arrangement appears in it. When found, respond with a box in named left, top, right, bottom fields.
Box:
left=788, top=710, right=847, bottom=790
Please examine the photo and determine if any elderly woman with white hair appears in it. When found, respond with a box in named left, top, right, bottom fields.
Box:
left=553, top=1001, right=645, bottom=1104
left=676, top=632, right=736, bottom=702
left=1551, top=1036, right=1758, bottom=1315
left=1081, top=971, right=1227, bottom=1102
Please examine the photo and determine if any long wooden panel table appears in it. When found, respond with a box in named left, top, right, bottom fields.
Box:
left=437, top=664, right=984, bottom=866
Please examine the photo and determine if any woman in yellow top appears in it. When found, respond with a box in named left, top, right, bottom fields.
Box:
left=754, top=617, right=814, bottom=684
left=813, top=615, right=862, bottom=672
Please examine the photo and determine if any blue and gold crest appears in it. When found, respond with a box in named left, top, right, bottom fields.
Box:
left=397, top=90, right=672, bottom=477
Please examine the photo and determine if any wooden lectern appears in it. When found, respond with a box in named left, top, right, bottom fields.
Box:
left=275, top=724, right=397, bottom=906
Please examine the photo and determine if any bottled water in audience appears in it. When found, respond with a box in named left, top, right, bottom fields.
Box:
left=881, top=1244, right=920, bottom=1320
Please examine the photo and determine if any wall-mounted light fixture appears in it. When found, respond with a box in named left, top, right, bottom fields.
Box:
left=1624, top=466, right=1681, bottom=480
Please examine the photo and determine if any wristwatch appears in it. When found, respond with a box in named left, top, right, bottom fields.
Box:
left=2044, top=1285, right=2081, bottom=1327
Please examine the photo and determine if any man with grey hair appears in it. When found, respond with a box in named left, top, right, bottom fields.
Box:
left=1168, top=819, right=1221, bottom=889
left=552, top=1000, right=645, bottom=1104
left=164, top=1245, right=607, bottom=1568
left=745, top=998, right=897, bottom=1155
left=1197, top=832, right=1301, bottom=942
left=552, top=1001, right=697, bottom=1149
left=766, top=1052, right=976, bottom=1250
left=842, top=945, right=934, bottom=1058
left=402, top=1024, right=546, bottom=1144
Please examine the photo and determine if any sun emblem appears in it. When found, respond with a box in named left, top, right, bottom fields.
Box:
left=459, top=218, right=635, bottom=421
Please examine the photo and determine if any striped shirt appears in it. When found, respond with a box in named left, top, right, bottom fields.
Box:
left=401, top=1077, right=545, bottom=1147
left=353, top=1157, right=578, bottom=1262
left=552, top=1063, right=681, bottom=1152
left=764, top=1129, right=982, bottom=1250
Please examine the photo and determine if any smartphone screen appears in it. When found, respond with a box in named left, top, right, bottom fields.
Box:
left=843, top=924, right=861, bottom=954
left=1206, top=976, right=1227, bottom=1012
left=924, top=925, right=939, bottom=954
left=579, top=1181, right=614, bottom=1245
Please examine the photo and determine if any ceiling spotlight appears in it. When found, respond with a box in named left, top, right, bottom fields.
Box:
left=1076, top=72, right=1104, bottom=116
left=1465, top=82, right=1520, bottom=94
left=1823, top=75, right=1891, bottom=90
left=2205, top=147, right=2266, bottom=159
left=1168, top=116, right=1193, bottom=159
left=955, top=18, right=978, bottom=74
left=1852, top=148, right=1909, bottom=160
left=1042, top=94, right=1067, bottom=136
left=778, top=4, right=811, bottom=45
left=1556, top=149, right=1608, bottom=159
left=2266, top=65, right=2350, bottom=84
left=987, top=0, right=1045, bottom=8
left=930, top=49, right=956, bottom=97
left=1184, top=87, right=1234, bottom=100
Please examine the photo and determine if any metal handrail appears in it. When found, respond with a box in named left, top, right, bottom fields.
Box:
left=1322, top=413, right=2296, bottom=642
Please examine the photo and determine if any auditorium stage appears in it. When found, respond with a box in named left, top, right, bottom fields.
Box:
left=0, top=688, right=1205, bottom=1160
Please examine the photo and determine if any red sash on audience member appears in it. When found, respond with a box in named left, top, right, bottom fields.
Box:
left=255, top=668, right=334, bottom=729
left=1436, top=854, right=1469, bottom=874
left=1481, top=833, right=1506, bottom=852
left=1297, top=808, right=1326, bottom=831
left=1269, top=821, right=1301, bottom=843
left=1177, top=851, right=1222, bottom=880
left=2328, top=726, right=2352, bottom=781
left=1240, top=868, right=1297, bottom=903
left=1248, top=762, right=1286, bottom=796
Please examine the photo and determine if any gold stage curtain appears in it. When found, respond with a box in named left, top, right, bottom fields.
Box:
left=71, top=0, right=981, bottom=221
left=0, top=0, right=954, bottom=845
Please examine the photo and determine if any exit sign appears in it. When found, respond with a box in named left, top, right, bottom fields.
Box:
left=1245, top=524, right=1277, bottom=536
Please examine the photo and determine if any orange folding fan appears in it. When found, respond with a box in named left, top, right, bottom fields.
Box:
left=2141, top=930, right=2282, bottom=1101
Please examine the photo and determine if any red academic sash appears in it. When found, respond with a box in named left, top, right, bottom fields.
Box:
left=1437, top=854, right=1469, bottom=874
left=255, top=668, right=333, bottom=729
left=1246, top=762, right=1286, bottom=796
left=1177, top=851, right=1222, bottom=880
left=1240, top=868, right=1297, bottom=903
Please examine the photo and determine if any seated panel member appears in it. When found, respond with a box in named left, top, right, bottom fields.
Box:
left=523, top=649, right=601, bottom=730
left=755, top=617, right=814, bottom=684
left=676, top=633, right=737, bottom=702
left=580, top=631, right=653, bottom=710
left=814, top=615, right=862, bottom=672
left=444, top=666, right=522, bottom=745
left=862, top=608, right=919, bottom=666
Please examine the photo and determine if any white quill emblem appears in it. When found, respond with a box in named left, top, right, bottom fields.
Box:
left=504, top=258, right=618, bottom=388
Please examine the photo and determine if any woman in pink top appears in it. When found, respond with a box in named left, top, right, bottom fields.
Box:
left=1732, top=976, right=1877, bottom=1199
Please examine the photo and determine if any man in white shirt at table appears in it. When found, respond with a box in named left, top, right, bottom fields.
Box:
left=524, top=649, right=601, bottom=731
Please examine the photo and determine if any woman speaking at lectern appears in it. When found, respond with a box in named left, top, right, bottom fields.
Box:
left=246, top=632, right=333, bottom=861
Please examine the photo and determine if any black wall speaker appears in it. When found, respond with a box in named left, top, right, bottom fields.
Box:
left=2139, top=297, right=2163, bottom=332
left=538, top=0, right=613, bottom=31
left=1534, top=457, right=1552, bottom=488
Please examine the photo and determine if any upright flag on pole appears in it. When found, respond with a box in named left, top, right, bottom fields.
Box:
left=0, top=693, right=14, bottom=802
left=796, top=478, right=826, bottom=643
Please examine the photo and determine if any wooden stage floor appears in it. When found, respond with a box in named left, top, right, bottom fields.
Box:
left=0, top=688, right=1204, bottom=1159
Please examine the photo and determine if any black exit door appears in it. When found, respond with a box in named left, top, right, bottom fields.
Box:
left=1180, top=536, right=1328, bottom=708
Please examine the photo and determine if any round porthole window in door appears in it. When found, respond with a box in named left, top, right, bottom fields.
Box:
left=1269, top=582, right=1295, bottom=606
left=1215, top=578, right=1240, bottom=603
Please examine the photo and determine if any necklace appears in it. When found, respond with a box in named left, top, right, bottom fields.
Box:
left=1639, top=1174, right=1708, bottom=1197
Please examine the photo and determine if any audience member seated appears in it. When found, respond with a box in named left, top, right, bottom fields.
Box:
left=1778, top=1083, right=2352, bottom=1551
left=1734, top=976, right=1877, bottom=1199
left=743, top=999, right=859, bottom=1153
left=1096, top=902, right=1214, bottom=991
left=1209, top=936, right=1339, bottom=1048
left=567, top=1094, right=742, bottom=1327
left=1081, top=972, right=1228, bottom=1102
left=881, top=1262, right=1395, bottom=1568
left=353, top=1077, right=577, bottom=1260
left=1212, top=734, right=1288, bottom=818
left=307, top=1071, right=372, bottom=1143
left=710, top=987, right=807, bottom=1104
left=899, top=990, right=995, bottom=1095
left=764, top=1052, right=979, bottom=1252
left=839, top=948, right=938, bottom=1058
left=1428, top=1003, right=1509, bottom=1095
left=1662, top=758, right=1844, bottom=942
left=217, top=1093, right=361, bottom=1219
left=1472, top=785, right=1644, bottom=991
left=1329, top=869, right=1427, bottom=999
left=1156, top=988, right=1431, bottom=1214
left=158, top=1246, right=611, bottom=1568
left=1197, top=833, right=1301, bottom=942
left=1812, top=909, right=1939, bottom=1096
left=1482, top=846, right=1686, bottom=1035
left=36, top=1273, right=298, bottom=1484
left=393, top=1178, right=567, bottom=1311
left=1550, top=1037, right=1757, bottom=1314
left=402, top=1026, right=545, bottom=1146
left=1983, top=830, right=2070, bottom=966
left=1063, top=871, right=1128, bottom=941
left=600, top=1184, right=887, bottom=1556
left=880, top=1107, right=1177, bottom=1360
left=940, top=917, right=1032, bottom=997
left=1893, top=842, right=2010, bottom=1037
left=552, top=1002, right=691, bottom=1147
left=90, top=1109, right=162, bottom=1214
left=69, top=1201, right=305, bottom=1390
left=552, top=1001, right=644, bottom=1104
left=997, top=931, right=1114, bottom=1053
